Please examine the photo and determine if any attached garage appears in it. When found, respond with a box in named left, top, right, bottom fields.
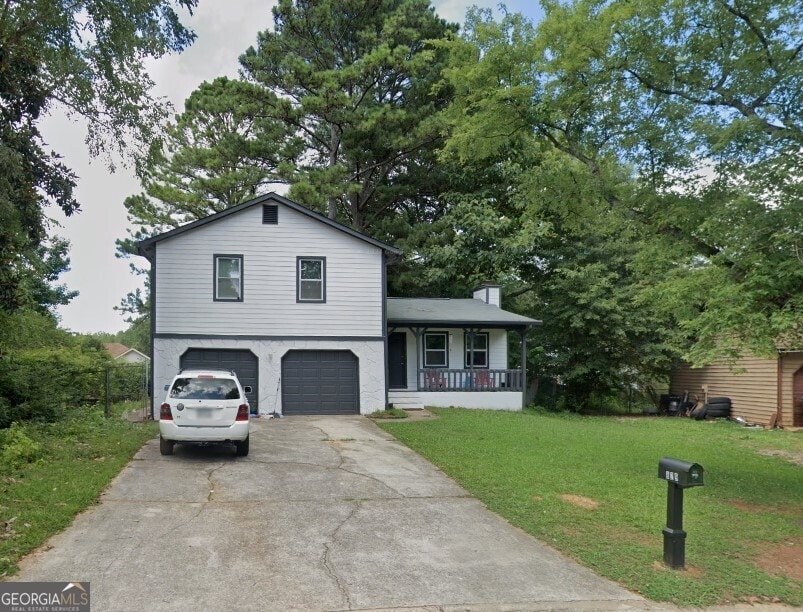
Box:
left=282, top=350, right=359, bottom=415
left=180, top=348, right=258, bottom=411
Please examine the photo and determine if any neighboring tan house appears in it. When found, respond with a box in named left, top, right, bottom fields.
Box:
left=104, top=343, right=150, bottom=364
left=670, top=351, right=803, bottom=427
left=137, top=193, right=539, bottom=419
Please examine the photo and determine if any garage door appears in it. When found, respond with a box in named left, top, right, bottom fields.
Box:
left=282, top=350, right=359, bottom=415
left=180, top=349, right=258, bottom=411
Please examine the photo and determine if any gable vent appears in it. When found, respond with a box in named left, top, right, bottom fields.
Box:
left=262, top=204, right=278, bottom=224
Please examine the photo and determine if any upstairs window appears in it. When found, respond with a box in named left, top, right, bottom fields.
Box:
left=423, top=332, right=448, bottom=368
left=464, top=332, right=489, bottom=368
left=214, top=255, right=243, bottom=301
left=297, top=257, right=326, bottom=302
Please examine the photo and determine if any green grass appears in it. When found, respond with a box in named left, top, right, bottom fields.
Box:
left=368, top=407, right=409, bottom=419
left=0, top=402, right=156, bottom=577
left=379, top=409, right=803, bottom=607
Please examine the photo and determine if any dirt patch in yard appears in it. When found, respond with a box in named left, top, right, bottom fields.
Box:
left=560, top=494, right=599, bottom=510
left=651, top=560, right=704, bottom=578
left=754, top=538, right=803, bottom=582
left=401, top=409, right=439, bottom=422
left=756, top=448, right=803, bottom=466
left=726, top=499, right=802, bottom=517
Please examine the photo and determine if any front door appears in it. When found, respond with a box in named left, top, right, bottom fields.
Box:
left=794, top=366, right=803, bottom=427
left=388, top=332, right=407, bottom=389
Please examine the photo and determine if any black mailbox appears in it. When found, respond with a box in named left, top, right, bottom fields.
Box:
left=658, top=457, right=704, bottom=569
left=658, top=457, right=704, bottom=488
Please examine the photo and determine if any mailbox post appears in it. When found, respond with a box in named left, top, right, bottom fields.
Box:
left=658, top=457, right=704, bottom=569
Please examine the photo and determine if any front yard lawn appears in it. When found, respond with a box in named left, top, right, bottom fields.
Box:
left=379, top=408, right=802, bottom=607
left=0, top=402, right=156, bottom=577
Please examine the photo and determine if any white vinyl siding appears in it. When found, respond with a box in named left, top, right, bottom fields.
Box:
left=154, top=204, right=383, bottom=336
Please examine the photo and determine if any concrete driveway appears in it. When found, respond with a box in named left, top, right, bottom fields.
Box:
left=16, top=417, right=650, bottom=611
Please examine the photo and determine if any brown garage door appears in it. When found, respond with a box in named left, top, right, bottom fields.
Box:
left=281, top=350, right=359, bottom=415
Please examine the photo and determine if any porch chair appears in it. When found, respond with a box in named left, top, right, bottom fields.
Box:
left=474, top=370, right=492, bottom=389
left=424, top=369, right=447, bottom=389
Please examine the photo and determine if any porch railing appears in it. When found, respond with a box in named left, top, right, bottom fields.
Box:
left=418, top=369, right=523, bottom=392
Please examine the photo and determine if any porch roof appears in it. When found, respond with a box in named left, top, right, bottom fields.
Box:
left=386, top=297, right=540, bottom=329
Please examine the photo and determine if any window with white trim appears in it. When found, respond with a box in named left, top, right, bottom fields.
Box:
left=214, top=255, right=243, bottom=301
left=464, top=332, right=489, bottom=368
left=297, top=257, right=325, bottom=302
left=423, top=332, right=448, bottom=367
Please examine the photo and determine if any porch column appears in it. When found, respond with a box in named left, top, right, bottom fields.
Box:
left=467, top=329, right=475, bottom=387
left=519, top=328, right=528, bottom=408
left=412, top=327, right=423, bottom=391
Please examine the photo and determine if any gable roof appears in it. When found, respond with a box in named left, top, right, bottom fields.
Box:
left=103, top=343, right=150, bottom=361
left=136, top=192, right=402, bottom=259
left=387, top=297, right=540, bottom=329
left=104, top=342, right=130, bottom=359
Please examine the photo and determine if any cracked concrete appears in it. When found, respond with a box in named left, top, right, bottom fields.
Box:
left=13, top=416, right=654, bottom=611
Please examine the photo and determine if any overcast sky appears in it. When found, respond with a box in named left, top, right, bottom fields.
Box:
left=44, top=0, right=543, bottom=334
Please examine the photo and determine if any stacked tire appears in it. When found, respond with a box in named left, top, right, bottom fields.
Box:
left=704, top=396, right=732, bottom=418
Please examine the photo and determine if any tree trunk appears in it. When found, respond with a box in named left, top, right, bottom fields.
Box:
left=328, top=126, right=340, bottom=220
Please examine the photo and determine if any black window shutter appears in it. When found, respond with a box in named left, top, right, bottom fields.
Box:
left=262, top=204, right=278, bottom=224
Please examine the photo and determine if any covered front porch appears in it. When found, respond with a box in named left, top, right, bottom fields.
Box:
left=385, top=289, right=539, bottom=410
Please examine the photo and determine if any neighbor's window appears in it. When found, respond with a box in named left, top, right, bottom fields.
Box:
left=215, top=255, right=243, bottom=301
left=298, top=257, right=325, bottom=302
left=423, top=332, right=448, bottom=367
left=464, top=332, right=489, bottom=368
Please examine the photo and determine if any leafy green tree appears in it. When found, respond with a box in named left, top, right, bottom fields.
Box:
left=411, top=8, right=675, bottom=403
left=0, top=0, right=197, bottom=312
left=534, top=0, right=803, bottom=363
left=239, top=0, right=457, bottom=231
left=434, top=2, right=803, bottom=396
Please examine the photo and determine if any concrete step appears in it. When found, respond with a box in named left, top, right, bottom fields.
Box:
left=390, top=400, right=425, bottom=410
left=388, top=391, right=424, bottom=410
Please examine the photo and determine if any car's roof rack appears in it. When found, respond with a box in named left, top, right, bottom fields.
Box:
left=174, top=368, right=237, bottom=376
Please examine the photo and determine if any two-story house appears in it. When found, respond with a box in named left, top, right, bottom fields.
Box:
left=138, top=193, right=539, bottom=418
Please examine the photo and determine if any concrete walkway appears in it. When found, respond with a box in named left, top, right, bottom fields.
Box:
left=15, top=417, right=652, bottom=611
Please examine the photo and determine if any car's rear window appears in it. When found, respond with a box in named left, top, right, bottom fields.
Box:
left=169, top=378, right=240, bottom=400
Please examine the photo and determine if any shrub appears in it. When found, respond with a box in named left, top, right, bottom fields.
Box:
left=0, top=423, right=43, bottom=472
left=109, top=364, right=148, bottom=402
left=0, top=348, right=108, bottom=427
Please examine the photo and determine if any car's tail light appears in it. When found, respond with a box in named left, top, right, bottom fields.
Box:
left=160, top=403, right=173, bottom=420
left=236, top=404, right=249, bottom=421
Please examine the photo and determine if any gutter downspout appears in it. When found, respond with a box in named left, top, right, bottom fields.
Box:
left=382, top=253, right=389, bottom=411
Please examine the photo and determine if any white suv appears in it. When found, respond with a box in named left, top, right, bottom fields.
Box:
left=159, top=369, right=251, bottom=456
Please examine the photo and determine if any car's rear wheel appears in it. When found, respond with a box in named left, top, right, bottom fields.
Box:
left=235, top=436, right=249, bottom=457
left=159, top=436, right=174, bottom=456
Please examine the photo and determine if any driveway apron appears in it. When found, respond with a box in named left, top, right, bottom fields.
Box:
left=14, top=417, right=651, bottom=611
